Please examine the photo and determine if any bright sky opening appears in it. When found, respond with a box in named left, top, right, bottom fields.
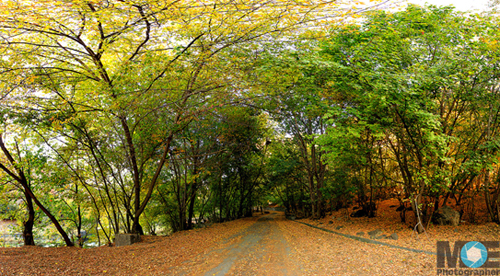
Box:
left=407, top=0, right=491, bottom=11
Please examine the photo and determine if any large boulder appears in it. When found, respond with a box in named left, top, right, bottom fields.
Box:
left=432, top=205, right=460, bottom=226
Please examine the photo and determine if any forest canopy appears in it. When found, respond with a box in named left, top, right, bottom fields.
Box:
left=0, top=1, right=499, bottom=247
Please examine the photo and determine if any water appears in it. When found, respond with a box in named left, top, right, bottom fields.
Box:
left=0, top=220, right=89, bottom=247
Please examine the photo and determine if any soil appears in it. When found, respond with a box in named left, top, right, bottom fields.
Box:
left=308, top=198, right=500, bottom=253
left=182, top=213, right=299, bottom=276
left=0, top=200, right=499, bottom=275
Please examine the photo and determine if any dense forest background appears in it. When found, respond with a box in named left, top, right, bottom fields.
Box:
left=1, top=1, right=500, bottom=247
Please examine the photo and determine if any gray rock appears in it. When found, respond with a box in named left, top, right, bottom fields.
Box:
left=335, top=226, right=344, bottom=230
left=432, top=205, right=460, bottom=226
left=375, top=235, right=386, bottom=239
left=368, top=229, right=383, bottom=237
left=356, top=232, right=364, bottom=236
left=115, top=233, right=141, bottom=247
left=390, top=233, right=398, bottom=240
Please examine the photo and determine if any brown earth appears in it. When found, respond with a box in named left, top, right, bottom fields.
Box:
left=0, top=201, right=499, bottom=275
left=306, top=198, right=500, bottom=254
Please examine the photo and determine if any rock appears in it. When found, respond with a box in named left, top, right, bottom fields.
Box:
left=375, top=235, right=386, bottom=239
left=356, top=232, right=364, bottom=236
left=328, top=221, right=333, bottom=224
left=390, top=233, right=398, bottom=240
left=335, top=226, right=344, bottom=230
left=432, top=205, right=460, bottom=226
left=368, top=229, right=383, bottom=238
left=115, top=234, right=141, bottom=247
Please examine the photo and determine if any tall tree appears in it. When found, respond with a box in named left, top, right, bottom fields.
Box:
left=319, top=5, right=500, bottom=230
left=0, top=0, right=381, bottom=235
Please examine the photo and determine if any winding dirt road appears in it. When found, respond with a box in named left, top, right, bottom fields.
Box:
left=0, top=211, right=435, bottom=275
left=168, top=212, right=434, bottom=275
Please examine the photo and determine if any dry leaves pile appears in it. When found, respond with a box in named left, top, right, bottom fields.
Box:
left=0, top=201, right=498, bottom=276
left=0, top=218, right=255, bottom=276
left=277, top=218, right=435, bottom=275
left=301, top=198, right=500, bottom=253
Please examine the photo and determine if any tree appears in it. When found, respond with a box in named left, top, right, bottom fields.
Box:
left=0, top=0, right=381, bottom=236
left=251, top=41, right=335, bottom=218
left=267, top=139, right=309, bottom=216
left=0, top=133, right=74, bottom=246
left=318, top=5, right=500, bottom=230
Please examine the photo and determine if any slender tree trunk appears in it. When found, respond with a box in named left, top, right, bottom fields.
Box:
left=179, top=203, right=187, bottom=231
left=22, top=189, right=35, bottom=246
left=27, top=184, right=74, bottom=246
left=484, top=103, right=500, bottom=223
left=187, top=192, right=196, bottom=229
left=413, top=187, right=426, bottom=234
left=309, top=174, right=316, bottom=218
left=484, top=172, right=499, bottom=223
left=0, top=135, right=74, bottom=246
left=77, top=204, right=83, bottom=247
left=132, top=134, right=174, bottom=234
left=187, top=154, right=199, bottom=229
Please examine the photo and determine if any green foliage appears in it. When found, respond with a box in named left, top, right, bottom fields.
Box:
left=316, top=5, right=500, bottom=224
left=3, top=2, right=500, bottom=245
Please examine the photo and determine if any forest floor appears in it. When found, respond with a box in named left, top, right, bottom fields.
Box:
left=0, top=200, right=499, bottom=275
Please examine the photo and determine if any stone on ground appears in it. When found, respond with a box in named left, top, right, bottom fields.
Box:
left=368, top=229, right=383, bottom=238
left=115, top=234, right=141, bottom=247
left=432, top=205, right=460, bottom=226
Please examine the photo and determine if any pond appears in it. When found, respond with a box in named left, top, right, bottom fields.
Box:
left=0, top=220, right=22, bottom=247
left=0, top=220, right=97, bottom=248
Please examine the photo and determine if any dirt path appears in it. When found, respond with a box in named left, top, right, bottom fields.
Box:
left=0, top=211, right=439, bottom=275
left=163, top=212, right=300, bottom=276
left=202, top=213, right=297, bottom=276
left=170, top=211, right=435, bottom=275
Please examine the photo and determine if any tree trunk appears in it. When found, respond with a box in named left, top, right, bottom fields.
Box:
left=132, top=134, right=174, bottom=234
left=412, top=194, right=425, bottom=234
left=22, top=189, right=35, bottom=246
left=0, top=135, right=74, bottom=246
left=484, top=172, right=499, bottom=223
left=187, top=191, right=196, bottom=230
